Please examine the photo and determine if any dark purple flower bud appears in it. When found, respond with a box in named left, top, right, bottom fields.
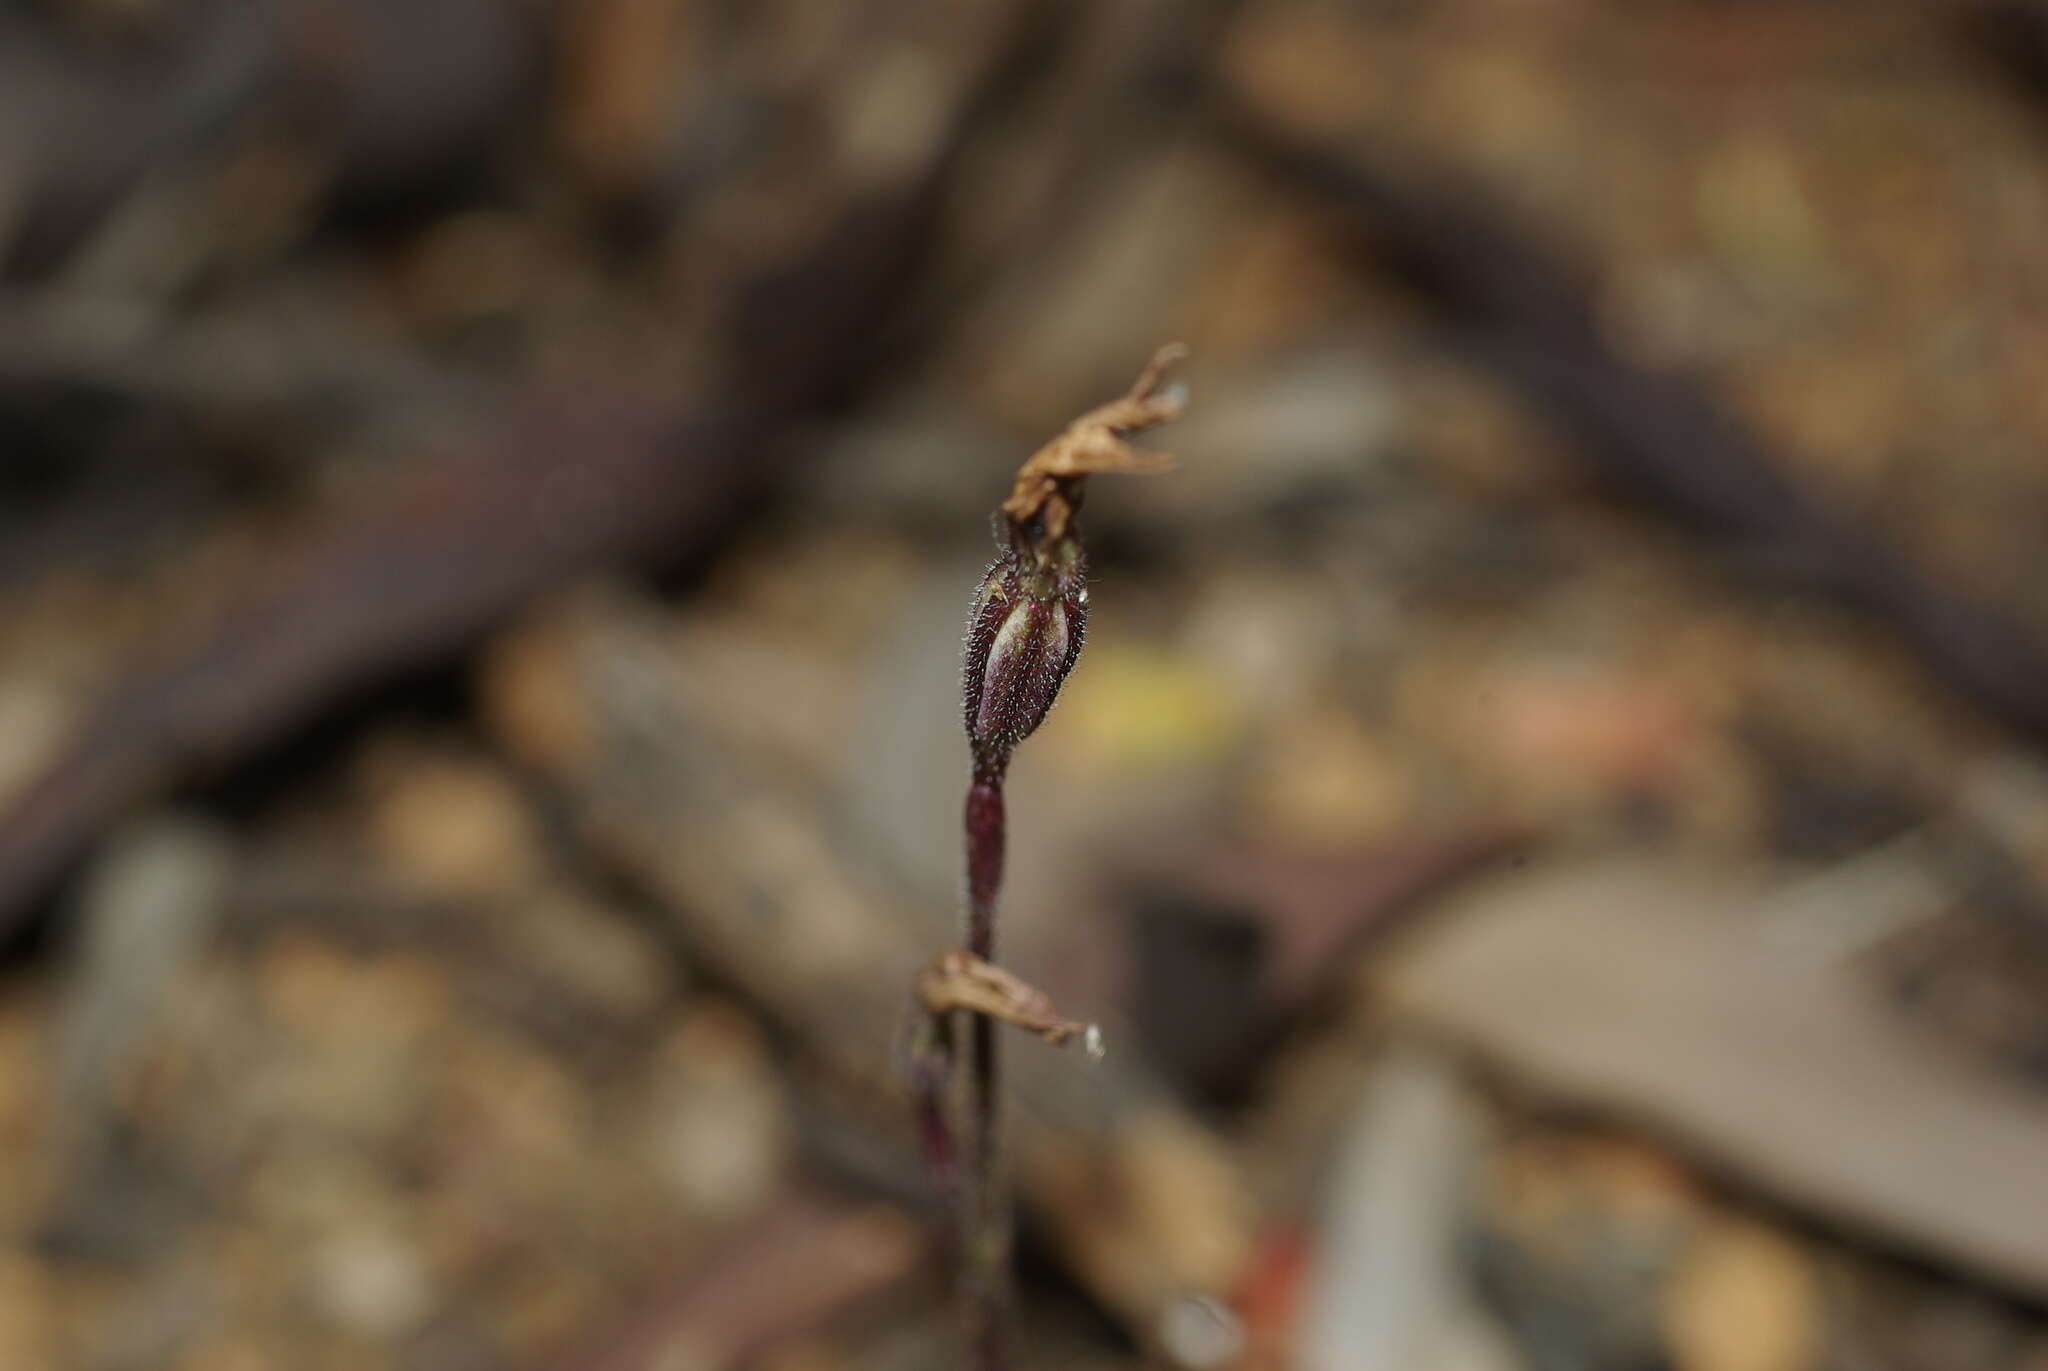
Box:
left=962, top=556, right=1088, bottom=776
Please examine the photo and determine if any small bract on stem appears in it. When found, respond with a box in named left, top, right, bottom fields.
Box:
left=920, top=343, right=1186, bottom=1369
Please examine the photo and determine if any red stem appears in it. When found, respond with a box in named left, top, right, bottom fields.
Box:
left=962, top=770, right=1010, bottom=1368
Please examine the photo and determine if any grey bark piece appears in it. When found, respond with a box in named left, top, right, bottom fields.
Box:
left=1373, top=857, right=2048, bottom=1298
left=43, top=812, right=236, bottom=1263
left=56, top=812, right=236, bottom=1121
left=1303, top=1043, right=1522, bottom=1371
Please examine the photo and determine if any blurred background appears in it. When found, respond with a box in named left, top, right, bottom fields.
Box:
left=6, top=1, right=2048, bottom=1368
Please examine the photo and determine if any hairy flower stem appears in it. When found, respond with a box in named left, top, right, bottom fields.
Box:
left=965, top=773, right=1006, bottom=1173
left=962, top=770, right=1008, bottom=1364
left=949, top=345, right=1185, bottom=1368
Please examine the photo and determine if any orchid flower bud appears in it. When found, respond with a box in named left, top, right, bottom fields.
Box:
left=962, top=541, right=1086, bottom=776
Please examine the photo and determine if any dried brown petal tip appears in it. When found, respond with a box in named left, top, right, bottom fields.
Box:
left=916, top=950, right=1099, bottom=1051
left=999, top=344, right=1188, bottom=547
